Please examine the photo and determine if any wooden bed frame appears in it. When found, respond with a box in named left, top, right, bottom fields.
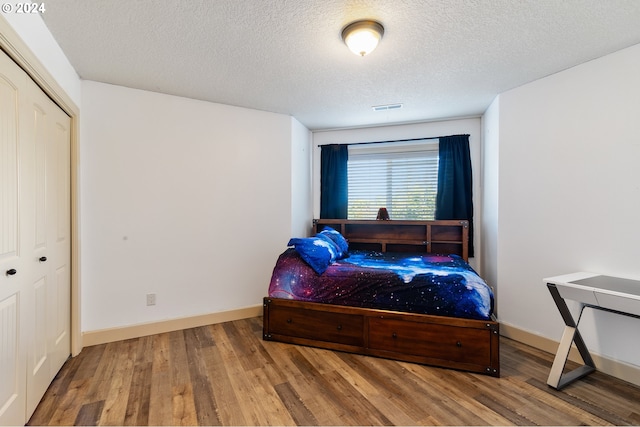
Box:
left=263, top=219, right=500, bottom=377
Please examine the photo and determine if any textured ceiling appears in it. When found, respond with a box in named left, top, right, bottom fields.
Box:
left=41, top=0, right=640, bottom=130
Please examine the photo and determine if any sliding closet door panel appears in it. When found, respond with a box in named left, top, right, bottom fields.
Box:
left=22, top=81, right=50, bottom=416
left=22, top=77, right=71, bottom=418
left=0, top=49, right=27, bottom=427
left=23, top=84, right=53, bottom=416
left=47, top=97, right=71, bottom=377
left=0, top=41, right=71, bottom=427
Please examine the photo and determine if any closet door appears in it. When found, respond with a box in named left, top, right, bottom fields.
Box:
left=43, top=84, right=71, bottom=387
left=0, top=48, right=29, bottom=427
left=0, top=49, right=71, bottom=425
left=22, top=76, right=71, bottom=417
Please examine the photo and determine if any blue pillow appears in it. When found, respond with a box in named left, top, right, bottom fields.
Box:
left=315, top=232, right=342, bottom=256
left=287, top=237, right=338, bottom=274
left=318, top=227, right=349, bottom=257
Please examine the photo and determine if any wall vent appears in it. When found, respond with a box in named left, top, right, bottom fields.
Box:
left=372, top=103, right=403, bottom=111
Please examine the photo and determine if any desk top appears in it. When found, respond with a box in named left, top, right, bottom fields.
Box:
left=572, top=275, right=640, bottom=297
left=544, top=272, right=640, bottom=316
left=545, top=272, right=640, bottom=299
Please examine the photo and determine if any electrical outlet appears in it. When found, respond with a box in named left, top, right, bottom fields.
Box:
left=146, top=293, right=156, bottom=306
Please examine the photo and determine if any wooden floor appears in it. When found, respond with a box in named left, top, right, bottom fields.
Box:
left=29, top=317, right=640, bottom=426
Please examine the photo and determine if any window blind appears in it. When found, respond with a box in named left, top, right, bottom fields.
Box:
left=347, top=140, right=438, bottom=220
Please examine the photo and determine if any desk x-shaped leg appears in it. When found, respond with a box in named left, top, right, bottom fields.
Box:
left=546, top=283, right=596, bottom=390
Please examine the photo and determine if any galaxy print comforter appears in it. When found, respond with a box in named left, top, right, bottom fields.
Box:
left=268, top=249, right=494, bottom=321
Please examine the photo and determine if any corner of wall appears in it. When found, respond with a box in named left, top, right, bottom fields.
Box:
left=479, top=96, right=500, bottom=292
left=290, top=117, right=313, bottom=237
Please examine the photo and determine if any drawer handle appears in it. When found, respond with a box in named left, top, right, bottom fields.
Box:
left=6, top=269, right=17, bottom=276
left=336, top=324, right=342, bottom=331
left=392, top=332, right=397, bottom=339
left=286, top=318, right=292, bottom=323
left=39, top=256, right=47, bottom=262
left=456, top=341, right=462, bottom=347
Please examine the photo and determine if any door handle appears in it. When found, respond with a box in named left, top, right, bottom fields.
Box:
left=39, top=256, right=47, bottom=262
left=6, top=269, right=17, bottom=276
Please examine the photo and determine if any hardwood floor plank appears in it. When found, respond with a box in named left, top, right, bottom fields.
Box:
left=122, top=336, right=156, bottom=426
left=82, top=340, right=122, bottom=404
left=335, top=351, right=453, bottom=423
left=526, top=377, right=629, bottom=425
left=28, top=318, right=640, bottom=426
left=273, top=381, right=318, bottom=426
left=97, top=338, right=136, bottom=425
left=245, top=367, right=297, bottom=426
left=278, top=347, right=353, bottom=425
left=68, top=342, right=106, bottom=382
left=287, top=345, right=368, bottom=425
left=473, top=393, right=537, bottom=426
left=455, top=371, right=545, bottom=425
left=310, top=349, right=416, bottom=425
left=247, top=316, right=265, bottom=334
left=326, top=369, right=395, bottom=425
left=148, top=333, right=173, bottom=426
left=360, top=355, right=478, bottom=425
left=219, top=322, right=303, bottom=426
left=385, top=366, right=483, bottom=425
left=570, top=373, right=640, bottom=423
left=183, top=328, right=223, bottom=426
left=171, top=383, right=198, bottom=426
left=221, top=320, right=267, bottom=372
left=123, top=361, right=152, bottom=426
left=192, top=323, right=217, bottom=348
left=205, top=324, right=252, bottom=426
left=73, top=400, right=104, bottom=426
left=503, top=376, right=608, bottom=426
left=402, top=363, right=513, bottom=425
left=168, top=330, right=198, bottom=426
left=259, top=341, right=307, bottom=386
left=298, top=349, right=409, bottom=425
left=45, top=377, right=92, bottom=425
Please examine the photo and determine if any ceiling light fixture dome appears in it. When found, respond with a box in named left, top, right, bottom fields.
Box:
left=341, top=20, right=384, bottom=57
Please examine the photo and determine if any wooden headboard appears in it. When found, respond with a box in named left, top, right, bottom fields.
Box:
left=313, top=219, right=469, bottom=262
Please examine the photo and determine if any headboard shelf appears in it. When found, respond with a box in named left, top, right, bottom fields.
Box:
left=313, top=219, right=469, bottom=261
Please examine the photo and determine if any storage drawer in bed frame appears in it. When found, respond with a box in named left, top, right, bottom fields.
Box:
left=267, top=304, right=364, bottom=347
left=263, top=297, right=500, bottom=377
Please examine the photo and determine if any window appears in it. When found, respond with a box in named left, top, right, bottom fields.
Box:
left=347, top=139, right=438, bottom=220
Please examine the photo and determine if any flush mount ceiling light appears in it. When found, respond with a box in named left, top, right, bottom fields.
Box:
left=341, top=20, right=384, bottom=57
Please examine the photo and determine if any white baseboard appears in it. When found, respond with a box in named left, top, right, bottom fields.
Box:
left=82, top=304, right=263, bottom=347
left=501, top=322, right=640, bottom=387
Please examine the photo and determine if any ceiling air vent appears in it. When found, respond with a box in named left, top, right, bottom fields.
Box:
left=372, top=103, right=403, bottom=111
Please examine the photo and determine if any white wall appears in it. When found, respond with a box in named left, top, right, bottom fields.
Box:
left=490, top=43, right=640, bottom=368
left=313, top=118, right=484, bottom=271
left=290, top=119, right=313, bottom=236
left=480, top=99, right=500, bottom=295
left=81, top=81, right=305, bottom=331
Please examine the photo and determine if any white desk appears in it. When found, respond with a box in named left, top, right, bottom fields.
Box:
left=544, top=272, right=640, bottom=390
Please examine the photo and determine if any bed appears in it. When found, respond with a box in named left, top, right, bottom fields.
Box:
left=263, top=219, right=500, bottom=377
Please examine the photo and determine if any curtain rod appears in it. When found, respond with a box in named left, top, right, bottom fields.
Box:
left=316, top=134, right=469, bottom=148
